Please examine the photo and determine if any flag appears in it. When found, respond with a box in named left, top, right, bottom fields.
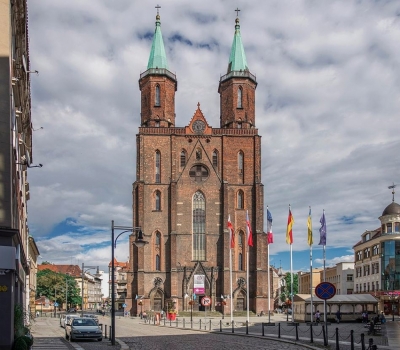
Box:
left=319, top=211, right=326, bottom=246
left=246, top=210, right=253, bottom=247
left=227, top=215, right=235, bottom=249
left=307, top=207, right=313, bottom=246
left=286, top=208, right=294, bottom=244
left=267, top=209, right=273, bottom=244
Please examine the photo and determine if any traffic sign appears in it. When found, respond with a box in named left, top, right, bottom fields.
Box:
left=201, top=296, right=212, bottom=307
left=54, top=302, right=59, bottom=307
left=122, top=303, right=127, bottom=308
left=315, top=282, right=336, bottom=300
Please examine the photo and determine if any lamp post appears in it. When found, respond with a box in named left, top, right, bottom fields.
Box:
left=81, top=263, right=99, bottom=316
left=111, top=220, right=148, bottom=346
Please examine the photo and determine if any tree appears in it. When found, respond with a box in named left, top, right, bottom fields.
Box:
left=280, top=272, right=299, bottom=303
left=36, top=269, right=82, bottom=308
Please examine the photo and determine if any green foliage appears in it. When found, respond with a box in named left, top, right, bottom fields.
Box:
left=36, top=269, right=82, bottom=307
left=41, top=261, right=52, bottom=265
left=14, top=304, right=28, bottom=338
left=13, top=336, right=27, bottom=350
left=23, top=335, right=33, bottom=347
left=281, top=273, right=299, bottom=302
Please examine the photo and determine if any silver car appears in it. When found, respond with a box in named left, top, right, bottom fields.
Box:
left=60, top=314, right=79, bottom=328
left=65, top=317, right=102, bottom=342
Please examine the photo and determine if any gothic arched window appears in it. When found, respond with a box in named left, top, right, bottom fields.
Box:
left=193, top=191, right=206, bottom=261
left=155, top=190, right=161, bottom=211
left=180, top=150, right=186, bottom=168
left=155, top=85, right=160, bottom=106
left=156, top=254, right=160, bottom=271
left=237, top=190, right=244, bottom=209
left=238, top=151, right=244, bottom=174
left=237, top=86, right=243, bottom=108
left=155, top=151, right=161, bottom=183
left=212, top=150, right=218, bottom=168
left=239, top=253, right=243, bottom=271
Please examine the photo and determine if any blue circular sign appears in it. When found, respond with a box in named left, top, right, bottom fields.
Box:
left=54, top=302, right=59, bottom=307
left=315, top=282, right=336, bottom=300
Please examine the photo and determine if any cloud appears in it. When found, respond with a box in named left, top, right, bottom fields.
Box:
left=27, top=1, right=400, bottom=272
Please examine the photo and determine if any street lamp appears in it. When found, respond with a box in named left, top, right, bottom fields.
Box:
left=111, top=220, right=148, bottom=346
left=81, top=263, right=99, bottom=316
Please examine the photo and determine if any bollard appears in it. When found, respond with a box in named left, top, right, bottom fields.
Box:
left=105, top=325, right=107, bottom=339
left=262, top=323, right=264, bottom=337
left=170, top=317, right=172, bottom=326
left=200, top=319, right=202, bottom=330
left=164, top=317, right=166, bottom=326
left=246, top=320, right=248, bottom=335
left=278, top=323, right=281, bottom=338
left=350, top=330, right=354, bottom=350
left=322, top=324, right=327, bottom=346
left=109, top=325, right=112, bottom=340
left=295, top=323, right=299, bottom=340
left=220, top=320, right=222, bottom=332
left=232, top=320, right=234, bottom=333
left=310, top=323, right=313, bottom=343
left=209, top=319, right=211, bottom=331
left=183, top=319, right=185, bottom=328
left=176, top=319, right=178, bottom=327
left=336, top=328, right=339, bottom=350
left=191, top=319, right=193, bottom=329
left=361, top=333, right=365, bottom=350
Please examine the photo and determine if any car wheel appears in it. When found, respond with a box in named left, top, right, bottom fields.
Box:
left=97, top=338, right=102, bottom=342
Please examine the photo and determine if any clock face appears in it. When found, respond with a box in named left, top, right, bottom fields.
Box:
left=192, top=120, right=205, bottom=134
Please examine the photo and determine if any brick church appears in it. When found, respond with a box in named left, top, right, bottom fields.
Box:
left=127, top=10, right=270, bottom=316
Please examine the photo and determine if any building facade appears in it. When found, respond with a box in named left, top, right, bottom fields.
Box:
left=298, top=268, right=322, bottom=294
left=0, top=1, right=35, bottom=348
left=127, top=12, right=267, bottom=316
left=324, top=262, right=354, bottom=295
left=108, top=259, right=128, bottom=310
left=353, top=196, right=400, bottom=315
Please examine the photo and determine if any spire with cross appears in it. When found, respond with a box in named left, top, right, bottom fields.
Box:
left=235, top=7, right=240, bottom=17
left=388, top=183, right=397, bottom=202
left=155, top=4, right=161, bottom=15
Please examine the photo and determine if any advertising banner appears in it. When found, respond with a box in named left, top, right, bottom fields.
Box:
left=194, top=274, right=205, bottom=294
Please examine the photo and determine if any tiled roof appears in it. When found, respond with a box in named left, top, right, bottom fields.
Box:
left=38, top=264, right=82, bottom=277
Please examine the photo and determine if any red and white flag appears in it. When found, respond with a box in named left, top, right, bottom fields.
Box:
left=246, top=210, right=253, bottom=247
left=227, top=215, right=235, bottom=249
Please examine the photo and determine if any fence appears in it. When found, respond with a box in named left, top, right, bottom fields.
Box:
left=142, top=316, right=381, bottom=350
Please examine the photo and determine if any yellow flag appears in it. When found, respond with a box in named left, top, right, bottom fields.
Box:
left=307, top=207, right=313, bottom=246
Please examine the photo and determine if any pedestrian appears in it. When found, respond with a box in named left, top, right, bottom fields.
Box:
left=161, top=310, right=164, bottom=319
left=36, top=311, right=39, bottom=318
left=380, top=312, right=386, bottom=324
left=367, top=319, right=375, bottom=335
left=315, top=310, right=321, bottom=324
left=362, top=311, right=367, bottom=323
left=336, top=310, right=341, bottom=324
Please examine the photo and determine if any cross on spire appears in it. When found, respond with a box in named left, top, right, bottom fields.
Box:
left=235, top=8, right=240, bottom=17
left=155, top=4, right=161, bottom=15
left=388, top=183, right=397, bottom=202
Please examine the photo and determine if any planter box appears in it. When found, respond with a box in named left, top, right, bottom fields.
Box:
left=167, top=313, right=176, bottom=321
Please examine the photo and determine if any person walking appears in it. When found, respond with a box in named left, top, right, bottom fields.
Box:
left=315, top=310, right=321, bottom=324
left=336, top=310, right=341, bottom=324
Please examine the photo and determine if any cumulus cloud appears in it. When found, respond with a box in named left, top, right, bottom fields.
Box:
left=27, top=1, right=400, bottom=271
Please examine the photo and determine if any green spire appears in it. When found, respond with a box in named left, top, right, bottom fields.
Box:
left=147, top=13, right=168, bottom=70
left=227, top=17, right=248, bottom=73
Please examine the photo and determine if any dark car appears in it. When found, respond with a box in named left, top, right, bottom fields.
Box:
left=67, top=308, right=77, bottom=313
left=65, top=317, right=102, bottom=342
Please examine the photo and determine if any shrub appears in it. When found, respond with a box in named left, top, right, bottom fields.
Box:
left=13, top=337, right=27, bottom=350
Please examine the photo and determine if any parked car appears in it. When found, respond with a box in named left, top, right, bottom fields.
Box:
left=65, top=317, right=102, bottom=342
left=60, top=314, right=80, bottom=328
left=82, top=314, right=99, bottom=324
left=68, top=308, right=77, bottom=313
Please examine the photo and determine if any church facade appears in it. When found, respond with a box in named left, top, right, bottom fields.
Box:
left=127, top=11, right=270, bottom=316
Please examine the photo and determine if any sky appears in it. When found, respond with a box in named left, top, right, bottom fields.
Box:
left=27, top=1, right=400, bottom=280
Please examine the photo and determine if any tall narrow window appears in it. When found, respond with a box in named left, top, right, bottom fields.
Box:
left=156, top=254, right=160, bottom=271
left=155, top=190, right=161, bottom=210
left=212, top=150, right=218, bottom=168
left=180, top=150, right=186, bottom=168
left=238, top=151, right=243, bottom=174
left=156, top=231, right=161, bottom=245
left=155, top=85, right=160, bottom=106
left=387, top=223, right=393, bottom=233
left=155, top=151, right=161, bottom=183
left=193, top=191, right=206, bottom=261
left=239, top=253, right=243, bottom=271
left=237, top=190, right=244, bottom=209
left=237, top=87, right=243, bottom=108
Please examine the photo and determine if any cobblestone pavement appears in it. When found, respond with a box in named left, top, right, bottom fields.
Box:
left=30, top=314, right=399, bottom=350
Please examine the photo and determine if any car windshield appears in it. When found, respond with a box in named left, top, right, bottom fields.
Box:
left=72, top=319, right=97, bottom=326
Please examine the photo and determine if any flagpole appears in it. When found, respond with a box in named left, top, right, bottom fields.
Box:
left=290, top=243, right=294, bottom=322
left=267, top=242, right=271, bottom=323
left=246, top=248, right=250, bottom=323
left=322, top=209, right=327, bottom=342
left=310, top=244, right=313, bottom=322
left=230, top=246, right=233, bottom=324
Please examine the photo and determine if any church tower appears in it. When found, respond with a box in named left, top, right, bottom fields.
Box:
left=128, top=9, right=267, bottom=317
left=139, top=10, right=177, bottom=127
left=218, top=15, right=257, bottom=129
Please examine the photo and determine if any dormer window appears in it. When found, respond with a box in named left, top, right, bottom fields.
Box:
left=387, top=223, right=393, bottom=233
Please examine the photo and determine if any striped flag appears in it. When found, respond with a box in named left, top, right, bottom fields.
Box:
left=286, top=207, right=294, bottom=244
left=319, top=211, right=326, bottom=246
left=227, top=215, right=235, bottom=249
left=267, top=209, right=273, bottom=244
left=307, top=207, right=313, bottom=246
left=246, top=210, right=253, bottom=247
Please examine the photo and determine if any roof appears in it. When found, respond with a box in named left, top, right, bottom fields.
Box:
left=227, top=17, right=249, bottom=73
left=353, top=227, right=381, bottom=248
left=382, top=201, right=400, bottom=216
left=38, top=264, right=82, bottom=277
left=147, top=14, right=168, bottom=69
left=108, top=258, right=129, bottom=268
left=294, top=294, right=378, bottom=304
